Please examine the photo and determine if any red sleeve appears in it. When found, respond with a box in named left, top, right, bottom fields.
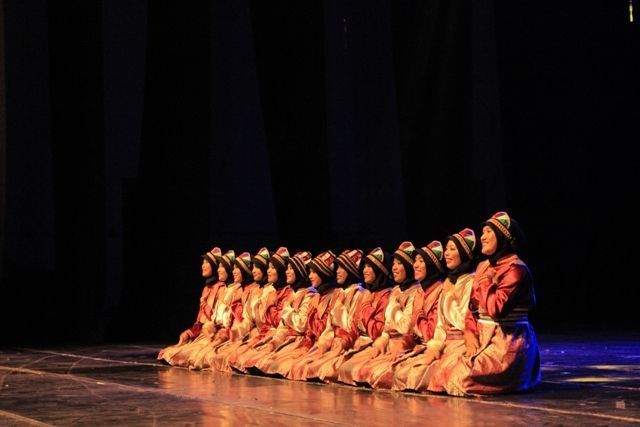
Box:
left=188, top=322, right=203, bottom=337
left=264, top=305, right=280, bottom=328
left=231, top=301, right=244, bottom=324
left=479, top=264, right=532, bottom=319
left=415, top=284, right=441, bottom=341
left=359, top=301, right=374, bottom=327
left=366, top=291, right=390, bottom=340
left=465, top=307, right=478, bottom=336
left=304, top=307, right=325, bottom=346
left=335, top=324, right=358, bottom=349
left=416, top=304, right=438, bottom=341
left=186, top=286, right=211, bottom=336
left=264, top=287, right=292, bottom=327
left=192, top=288, right=208, bottom=323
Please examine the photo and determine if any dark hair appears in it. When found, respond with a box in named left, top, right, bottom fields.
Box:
left=291, top=276, right=310, bottom=291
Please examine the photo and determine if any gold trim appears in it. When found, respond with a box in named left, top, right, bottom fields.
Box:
left=394, top=250, right=414, bottom=266
left=453, top=234, right=473, bottom=258
left=221, top=256, right=234, bottom=269
left=236, top=258, right=252, bottom=276
left=253, top=255, right=269, bottom=267
left=337, top=255, right=359, bottom=278
left=488, top=218, right=512, bottom=240
left=421, top=247, right=444, bottom=273
left=205, top=253, right=218, bottom=265
left=291, top=257, right=308, bottom=277
left=311, top=259, right=333, bottom=277
left=271, top=254, right=288, bottom=268
left=366, top=254, right=390, bottom=277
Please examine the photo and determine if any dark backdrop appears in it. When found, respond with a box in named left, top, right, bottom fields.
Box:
left=1, top=0, right=638, bottom=344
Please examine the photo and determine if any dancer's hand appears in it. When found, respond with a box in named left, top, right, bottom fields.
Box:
left=464, top=331, right=480, bottom=357
left=332, top=338, right=347, bottom=352
left=371, top=343, right=385, bottom=358
left=389, top=348, right=404, bottom=361
left=387, top=341, right=405, bottom=361
left=178, top=330, right=191, bottom=345
left=422, top=349, right=438, bottom=365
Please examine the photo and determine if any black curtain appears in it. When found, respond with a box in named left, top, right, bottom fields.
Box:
left=48, top=0, right=106, bottom=342
left=251, top=0, right=330, bottom=250
left=493, top=3, right=639, bottom=328
left=2, top=0, right=638, bottom=344
left=392, top=1, right=475, bottom=239
left=115, top=2, right=213, bottom=340
left=2, top=0, right=106, bottom=343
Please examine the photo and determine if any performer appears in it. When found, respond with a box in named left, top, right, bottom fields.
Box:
left=412, top=242, right=447, bottom=345
left=234, top=251, right=313, bottom=372
left=189, top=251, right=251, bottom=369
left=161, top=250, right=235, bottom=367
left=300, top=249, right=365, bottom=382
left=441, top=212, right=540, bottom=396
left=357, top=242, right=424, bottom=388
left=263, top=251, right=338, bottom=378
left=157, top=247, right=225, bottom=364
left=225, top=247, right=292, bottom=371
left=337, top=247, right=394, bottom=385
left=285, top=250, right=363, bottom=380
left=394, top=230, right=476, bottom=391
left=206, top=248, right=274, bottom=371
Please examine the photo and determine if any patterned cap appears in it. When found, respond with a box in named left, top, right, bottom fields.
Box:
left=202, top=247, right=221, bottom=266
left=234, top=251, right=252, bottom=276
left=365, top=247, right=391, bottom=278
left=336, top=249, right=363, bottom=279
left=415, top=240, right=445, bottom=273
left=310, top=251, right=336, bottom=279
left=449, top=228, right=477, bottom=259
left=290, top=251, right=312, bottom=280
left=484, top=211, right=513, bottom=241
left=393, top=241, right=416, bottom=269
left=253, top=247, right=271, bottom=268
left=220, top=250, right=236, bottom=270
left=270, top=247, right=290, bottom=270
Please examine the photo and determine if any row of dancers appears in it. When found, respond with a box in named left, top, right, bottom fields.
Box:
left=158, top=211, right=541, bottom=396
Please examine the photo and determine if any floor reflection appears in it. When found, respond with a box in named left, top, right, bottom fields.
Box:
left=1, top=335, right=639, bottom=426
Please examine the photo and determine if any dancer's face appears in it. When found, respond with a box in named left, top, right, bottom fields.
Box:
left=392, top=258, right=407, bottom=283
left=336, top=265, right=348, bottom=285
left=232, top=265, right=243, bottom=283
left=201, top=260, right=212, bottom=278
left=444, top=240, right=462, bottom=270
left=217, top=263, right=228, bottom=282
left=363, top=263, right=376, bottom=285
left=309, top=270, right=322, bottom=287
left=413, top=255, right=427, bottom=282
left=285, top=264, right=296, bottom=284
left=252, top=265, right=264, bottom=282
left=267, top=262, right=278, bottom=284
left=481, top=225, right=498, bottom=256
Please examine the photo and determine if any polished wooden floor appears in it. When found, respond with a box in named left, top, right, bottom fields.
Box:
left=1, top=334, right=639, bottom=426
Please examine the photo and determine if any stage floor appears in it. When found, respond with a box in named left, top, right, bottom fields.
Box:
left=1, top=335, right=639, bottom=426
